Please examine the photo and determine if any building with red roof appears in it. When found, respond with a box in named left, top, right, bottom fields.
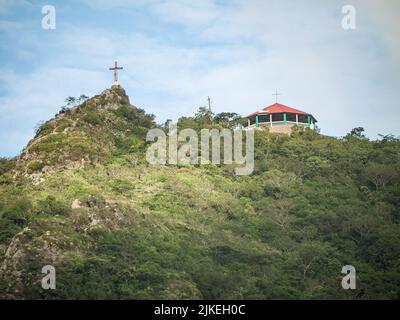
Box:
left=245, top=102, right=317, bottom=134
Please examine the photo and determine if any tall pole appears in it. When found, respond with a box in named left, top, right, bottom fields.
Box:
left=207, top=96, right=212, bottom=113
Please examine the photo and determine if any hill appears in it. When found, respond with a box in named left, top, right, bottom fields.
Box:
left=0, top=86, right=399, bottom=299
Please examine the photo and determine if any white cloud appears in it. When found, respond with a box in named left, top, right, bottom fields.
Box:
left=152, top=0, right=218, bottom=25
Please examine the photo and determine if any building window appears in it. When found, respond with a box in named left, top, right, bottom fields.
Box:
left=273, top=113, right=284, bottom=122
left=298, top=115, right=308, bottom=123
left=259, top=114, right=270, bottom=123
left=286, top=113, right=296, bottom=122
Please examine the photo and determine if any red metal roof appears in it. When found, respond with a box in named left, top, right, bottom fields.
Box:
left=246, top=103, right=313, bottom=118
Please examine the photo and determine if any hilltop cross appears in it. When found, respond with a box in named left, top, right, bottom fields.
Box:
left=272, top=89, right=282, bottom=103
left=207, top=96, right=212, bottom=113
left=109, top=61, right=123, bottom=85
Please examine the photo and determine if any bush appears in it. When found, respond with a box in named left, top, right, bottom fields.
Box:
left=0, top=173, right=13, bottom=185
left=37, top=195, right=70, bottom=216
left=55, top=119, right=73, bottom=132
left=0, top=199, right=32, bottom=243
left=113, top=106, right=155, bottom=129
left=27, top=161, right=45, bottom=174
left=0, top=158, right=14, bottom=175
left=30, top=134, right=64, bottom=153
left=35, top=121, right=54, bottom=137
left=108, top=178, right=133, bottom=193
left=83, top=111, right=103, bottom=125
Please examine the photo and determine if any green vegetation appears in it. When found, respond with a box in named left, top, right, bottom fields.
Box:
left=63, top=94, right=89, bottom=109
left=0, top=158, right=14, bottom=176
left=177, top=107, right=244, bottom=130
left=0, top=198, right=32, bottom=243
left=83, top=111, right=103, bottom=125
left=27, top=161, right=45, bottom=173
left=35, top=121, right=54, bottom=137
left=0, top=87, right=399, bottom=300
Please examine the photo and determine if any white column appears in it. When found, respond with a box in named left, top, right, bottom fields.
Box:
left=296, top=114, right=299, bottom=125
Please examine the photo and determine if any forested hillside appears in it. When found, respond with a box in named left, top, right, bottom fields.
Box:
left=0, top=86, right=399, bottom=299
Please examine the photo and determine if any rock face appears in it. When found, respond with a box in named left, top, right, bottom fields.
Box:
left=71, top=199, right=82, bottom=209
left=68, top=85, right=131, bottom=112
left=0, top=227, right=63, bottom=299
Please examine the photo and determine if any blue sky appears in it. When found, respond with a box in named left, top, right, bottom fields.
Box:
left=0, top=0, right=399, bottom=157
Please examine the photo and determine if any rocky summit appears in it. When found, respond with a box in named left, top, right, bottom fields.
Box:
left=0, top=86, right=399, bottom=299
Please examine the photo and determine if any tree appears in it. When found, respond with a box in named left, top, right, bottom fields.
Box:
left=267, top=199, right=293, bottom=230
left=65, top=96, right=77, bottom=107
left=365, top=163, right=397, bottom=190
left=346, top=127, right=367, bottom=140
left=163, top=119, right=172, bottom=130
left=78, top=94, right=89, bottom=104
left=214, top=112, right=243, bottom=129
left=195, top=106, right=214, bottom=126
left=63, top=94, right=88, bottom=108
left=378, top=134, right=399, bottom=143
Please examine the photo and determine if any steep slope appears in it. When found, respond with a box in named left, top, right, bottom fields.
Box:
left=0, top=86, right=399, bottom=300
left=16, top=85, right=154, bottom=178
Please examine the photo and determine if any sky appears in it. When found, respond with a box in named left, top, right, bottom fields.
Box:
left=0, top=0, right=399, bottom=157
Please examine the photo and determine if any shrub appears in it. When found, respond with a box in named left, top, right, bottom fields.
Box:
left=113, top=106, right=155, bottom=129
left=108, top=178, right=133, bottom=193
left=30, top=134, right=64, bottom=153
left=83, top=111, right=103, bottom=125
left=0, top=199, right=32, bottom=243
left=0, top=158, right=14, bottom=175
left=0, top=173, right=13, bottom=185
left=37, top=195, right=70, bottom=216
left=55, top=119, right=73, bottom=132
left=27, top=161, right=45, bottom=174
left=120, top=97, right=129, bottom=105
left=35, top=121, right=54, bottom=137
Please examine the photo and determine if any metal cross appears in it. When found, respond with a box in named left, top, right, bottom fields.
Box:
left=272, top=89, right=282, bottom=103
left=109, top=61, right=123, bottom=84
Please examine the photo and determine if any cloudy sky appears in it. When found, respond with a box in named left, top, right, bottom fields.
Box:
left=0, top=0, right=399, bottom=157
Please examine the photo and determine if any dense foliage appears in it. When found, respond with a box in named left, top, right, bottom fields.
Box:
left=0, top=89, right=399, bottom=300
